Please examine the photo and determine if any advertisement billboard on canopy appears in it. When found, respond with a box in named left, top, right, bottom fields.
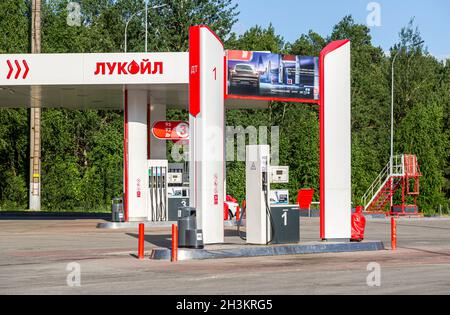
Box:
left=226, top=50, right=319, bottom=102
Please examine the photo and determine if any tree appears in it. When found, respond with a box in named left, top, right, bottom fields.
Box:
left=391, top=19, right=449, bottom=213
left=0, top=5, right=448, bottom=215
left=0, top=0, right=30, bottom=53
left=224, top=24, right=284, bottom=202
left=0, top=109, right=29, bottom=209
left=226, top=24, right=285, bottom=53
left=147, top=0, right=238, bottom=52
left=396, top=101, right=448, bottom=213
left=330, top=16, right=391, bottom=204
left=1, top=0, right=240, bottom=211
left=289, top=30, right=326, bottom=56
left=0, top=1, right=30, bottom=209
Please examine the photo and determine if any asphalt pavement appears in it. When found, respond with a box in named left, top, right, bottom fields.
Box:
left=0, top=216, right=449, bottom=294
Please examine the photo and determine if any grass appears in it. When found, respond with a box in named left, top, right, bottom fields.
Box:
left=0, top=208, right=110, bottom=213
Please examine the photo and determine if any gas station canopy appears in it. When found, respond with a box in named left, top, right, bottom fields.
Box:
left=0, top=27, right=351, bottom=244
left=0, top=52, right=268, bottom=109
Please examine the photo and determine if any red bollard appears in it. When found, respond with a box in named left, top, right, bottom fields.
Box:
left=138, top=223, right=145, bottom=260
left=172, top=224, right=178, bottom=262
left=391, top=217, right=397, bottom=251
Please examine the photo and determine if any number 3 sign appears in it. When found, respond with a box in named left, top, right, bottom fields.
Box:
left=152, top=121, right=189, bottom=140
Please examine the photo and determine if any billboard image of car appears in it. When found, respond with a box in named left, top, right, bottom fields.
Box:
left=229, top=63, right=260, bottom=91
left=226, top=50, right=319, bottom=101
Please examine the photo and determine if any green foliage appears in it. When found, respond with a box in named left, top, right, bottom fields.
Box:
left=226, top=24, right=285, bottom=53
left=0, top=3, right=448, bottom=214
left=289, top=30, right=326, bottom=56
left=42, top=0, right=117, bottom=53
left=330, top=16, right=391, bottom=203
left=40, top=109, right=123, bottom=210
left=0, top=109, right=29, bottom=210
left=0, top=170, right=27, bottom=210
left=0, top=0, right=238, bottom=211
left=148, top=0, right=238, bottom=52
left=224, top=18, right=449, bottom=213
left=389, top=19, right=449, bottom=213
left=0, top=0, right=30, bottom=53
left=396, top=101, right=448, bottom=213
left=274, top=104, right=320, bottom=202
left=42, top=156, right=81, bottom=210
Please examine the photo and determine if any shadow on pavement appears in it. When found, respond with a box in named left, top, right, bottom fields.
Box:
left=0, top=211, right=110, bottom=221
left=127, top=233, right=172, bottom=248
left=127, top=229, right=246, bottom=248
left=401, top=246, right=450, bottom=257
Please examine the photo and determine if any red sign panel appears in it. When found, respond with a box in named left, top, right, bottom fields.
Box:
left=189, top=26, right=201, bottom=117
left=227, top=50, right=253, bottom=62
left=152, top=121, right=189, bottom=140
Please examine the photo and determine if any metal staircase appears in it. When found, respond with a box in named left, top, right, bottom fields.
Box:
left=362, top=155, right=405, bottom=213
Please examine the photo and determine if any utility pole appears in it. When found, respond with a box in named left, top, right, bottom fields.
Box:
left=124, top=3, right=166, bottom=53
left=29, top=0, right=42, bottom=211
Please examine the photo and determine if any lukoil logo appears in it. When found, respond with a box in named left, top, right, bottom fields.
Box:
left=94, top=59, right=163, bottom=76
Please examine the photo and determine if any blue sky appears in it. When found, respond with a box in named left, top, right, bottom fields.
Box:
left=232, top=0, right=450, bottom=60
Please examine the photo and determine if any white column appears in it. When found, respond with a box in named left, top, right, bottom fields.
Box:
left=189, top=26, right=225, bottom=244
left=126, top=90, right=149, bottom=221
left=320, top=40, right=351, bottom=240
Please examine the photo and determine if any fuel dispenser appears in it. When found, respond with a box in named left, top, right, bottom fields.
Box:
left=245, top=145, right=271, bottom=244
left=269, top=166, right=289, bottom=205
left=167, top=163, right=190, bottom=221
left=147, top=160, right=168, bottom=221
left=245, top=145, right=299, bottom=245
left=268, top=165, right=299, bottom=244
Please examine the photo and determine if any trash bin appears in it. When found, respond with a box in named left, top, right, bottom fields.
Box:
left=177, top=206, right=204, bottom=249
left=168, top=196, right=189, bottom=221
left=111, top=197, right=125, bottom=222
left=351, top=205, right=366, bottom=242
